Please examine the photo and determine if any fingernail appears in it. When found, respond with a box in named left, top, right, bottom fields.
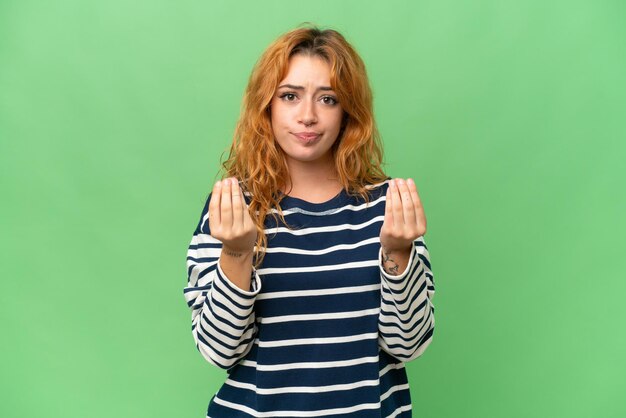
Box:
left=215, top=180, right=222, bottom=187
left=390, top=179, right=396, bottom=187
left=397, top=179, right=405, bottom=185
left=407, top=178, right=414, bottom=185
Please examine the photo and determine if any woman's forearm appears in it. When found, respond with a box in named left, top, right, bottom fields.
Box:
left=219, top=246, right=254, bottom=291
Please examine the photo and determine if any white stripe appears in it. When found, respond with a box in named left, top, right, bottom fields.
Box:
left=188, top=247, right=221, bottom=259
left=257, top=260, right=379, bottom=277
left=189, top=239, right=381, bottom=264
left=380, top=383, right=410, bottom=402
left=387, top=404, right=412, bottom=418
left=270, top=194, right=387, bottom=216
left=256, top=283, right=380, bottom=301
left=213, top=397, right=381, bottom=417
left=264, top=215, right=384, bottom=235
left=379, top=362, right=405, bottom=378
left=257, top=308, right=380, bottom=324
left=241, top=356, right=380, bottom=371
left=257, top=332, right=378, bottom=348
left=225, top=378, right=380, bottom=395
left=263, top=237, right=380, bottom=255
left=191, top=232, right=221, bottom=245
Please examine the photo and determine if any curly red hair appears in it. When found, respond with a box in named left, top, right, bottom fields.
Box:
left=222, top=26, right=387, bottom=266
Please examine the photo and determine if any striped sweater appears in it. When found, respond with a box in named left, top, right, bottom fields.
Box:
left=183, top=180, right=435, bottom=417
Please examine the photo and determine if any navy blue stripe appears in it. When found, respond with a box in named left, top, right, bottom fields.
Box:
left=418, top=253, right=431, bottom=270
left=186, top=256, right=218, bottom=264
left=228, top=358, right=378, bottom=388
left=259, top=314, right=379, bottom=341
left=259, top=265, right=380, bottom=293
left=197, top=263, right=217, bottom=281
left=188, top=242, right=222, bottom=250
left=256, top=289, right=380, bottom=318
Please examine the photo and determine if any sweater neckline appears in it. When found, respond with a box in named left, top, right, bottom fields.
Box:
left=278, top=188, right=351, bottom=212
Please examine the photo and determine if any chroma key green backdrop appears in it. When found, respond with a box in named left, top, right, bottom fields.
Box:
left=1, top=1, right=625, bottom=417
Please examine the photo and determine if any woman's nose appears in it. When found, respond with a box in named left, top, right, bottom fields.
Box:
left=298, top=100, right=317, bottom=126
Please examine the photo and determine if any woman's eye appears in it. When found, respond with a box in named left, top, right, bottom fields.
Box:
left=280, top=93, right=297, bottom=101
left=321, top=96, right=338, bottom=105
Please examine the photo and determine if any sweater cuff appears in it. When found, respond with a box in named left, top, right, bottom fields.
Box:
left=215, top=261, right=262, bottom=303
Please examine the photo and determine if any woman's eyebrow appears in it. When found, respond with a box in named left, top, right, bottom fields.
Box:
left=277, top=84, right=334, bottom=92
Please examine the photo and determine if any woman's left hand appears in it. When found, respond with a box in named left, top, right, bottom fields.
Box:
left=379, top=178, right=427, bottom=274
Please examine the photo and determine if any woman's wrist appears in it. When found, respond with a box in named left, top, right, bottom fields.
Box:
left=219, top=246, right=254, bottom=291
left=221, top=245, right=254, bottom=260
left=381, top=244, right=412, bottom=276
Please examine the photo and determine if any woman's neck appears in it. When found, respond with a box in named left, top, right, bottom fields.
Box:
left=282, top=156, right=343, bottom=203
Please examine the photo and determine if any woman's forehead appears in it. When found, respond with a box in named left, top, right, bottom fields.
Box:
left=279, top=54, right=333, bottom=88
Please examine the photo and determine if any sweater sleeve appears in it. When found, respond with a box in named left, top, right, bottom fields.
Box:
left=182, top=193, right=261, bottom=370
left=378, top=236, right=435, bottom=362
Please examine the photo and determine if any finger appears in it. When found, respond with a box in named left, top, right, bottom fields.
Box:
left=407, top=178, right=422, bottom=210
left=220, top=177, right=233, bottom=228
left=209, top=180, right=222, bottom=226
left=397, top=179, right=415, bottom=228
left=390, top=178, right=404, bottom=226
left=407, top=178, right=426, bottom=229
left=243, top=202, right=254, bottom=232
left=230, top=178, right=244, bottom=226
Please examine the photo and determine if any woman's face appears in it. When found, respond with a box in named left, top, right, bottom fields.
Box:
left=270, top=54, right=344, bottom=168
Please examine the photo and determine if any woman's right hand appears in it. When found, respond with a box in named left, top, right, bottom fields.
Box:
left=208, top=177, right=257, bottom=256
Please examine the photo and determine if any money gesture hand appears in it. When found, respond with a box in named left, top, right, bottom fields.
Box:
left=379, top=178, right=427, bottom=275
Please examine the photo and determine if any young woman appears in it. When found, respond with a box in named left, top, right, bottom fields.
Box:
left=184, top=26, right=435, bottom=417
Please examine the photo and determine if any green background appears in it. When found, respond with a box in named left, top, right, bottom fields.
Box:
left=2, top=0, right=625, bottom=417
